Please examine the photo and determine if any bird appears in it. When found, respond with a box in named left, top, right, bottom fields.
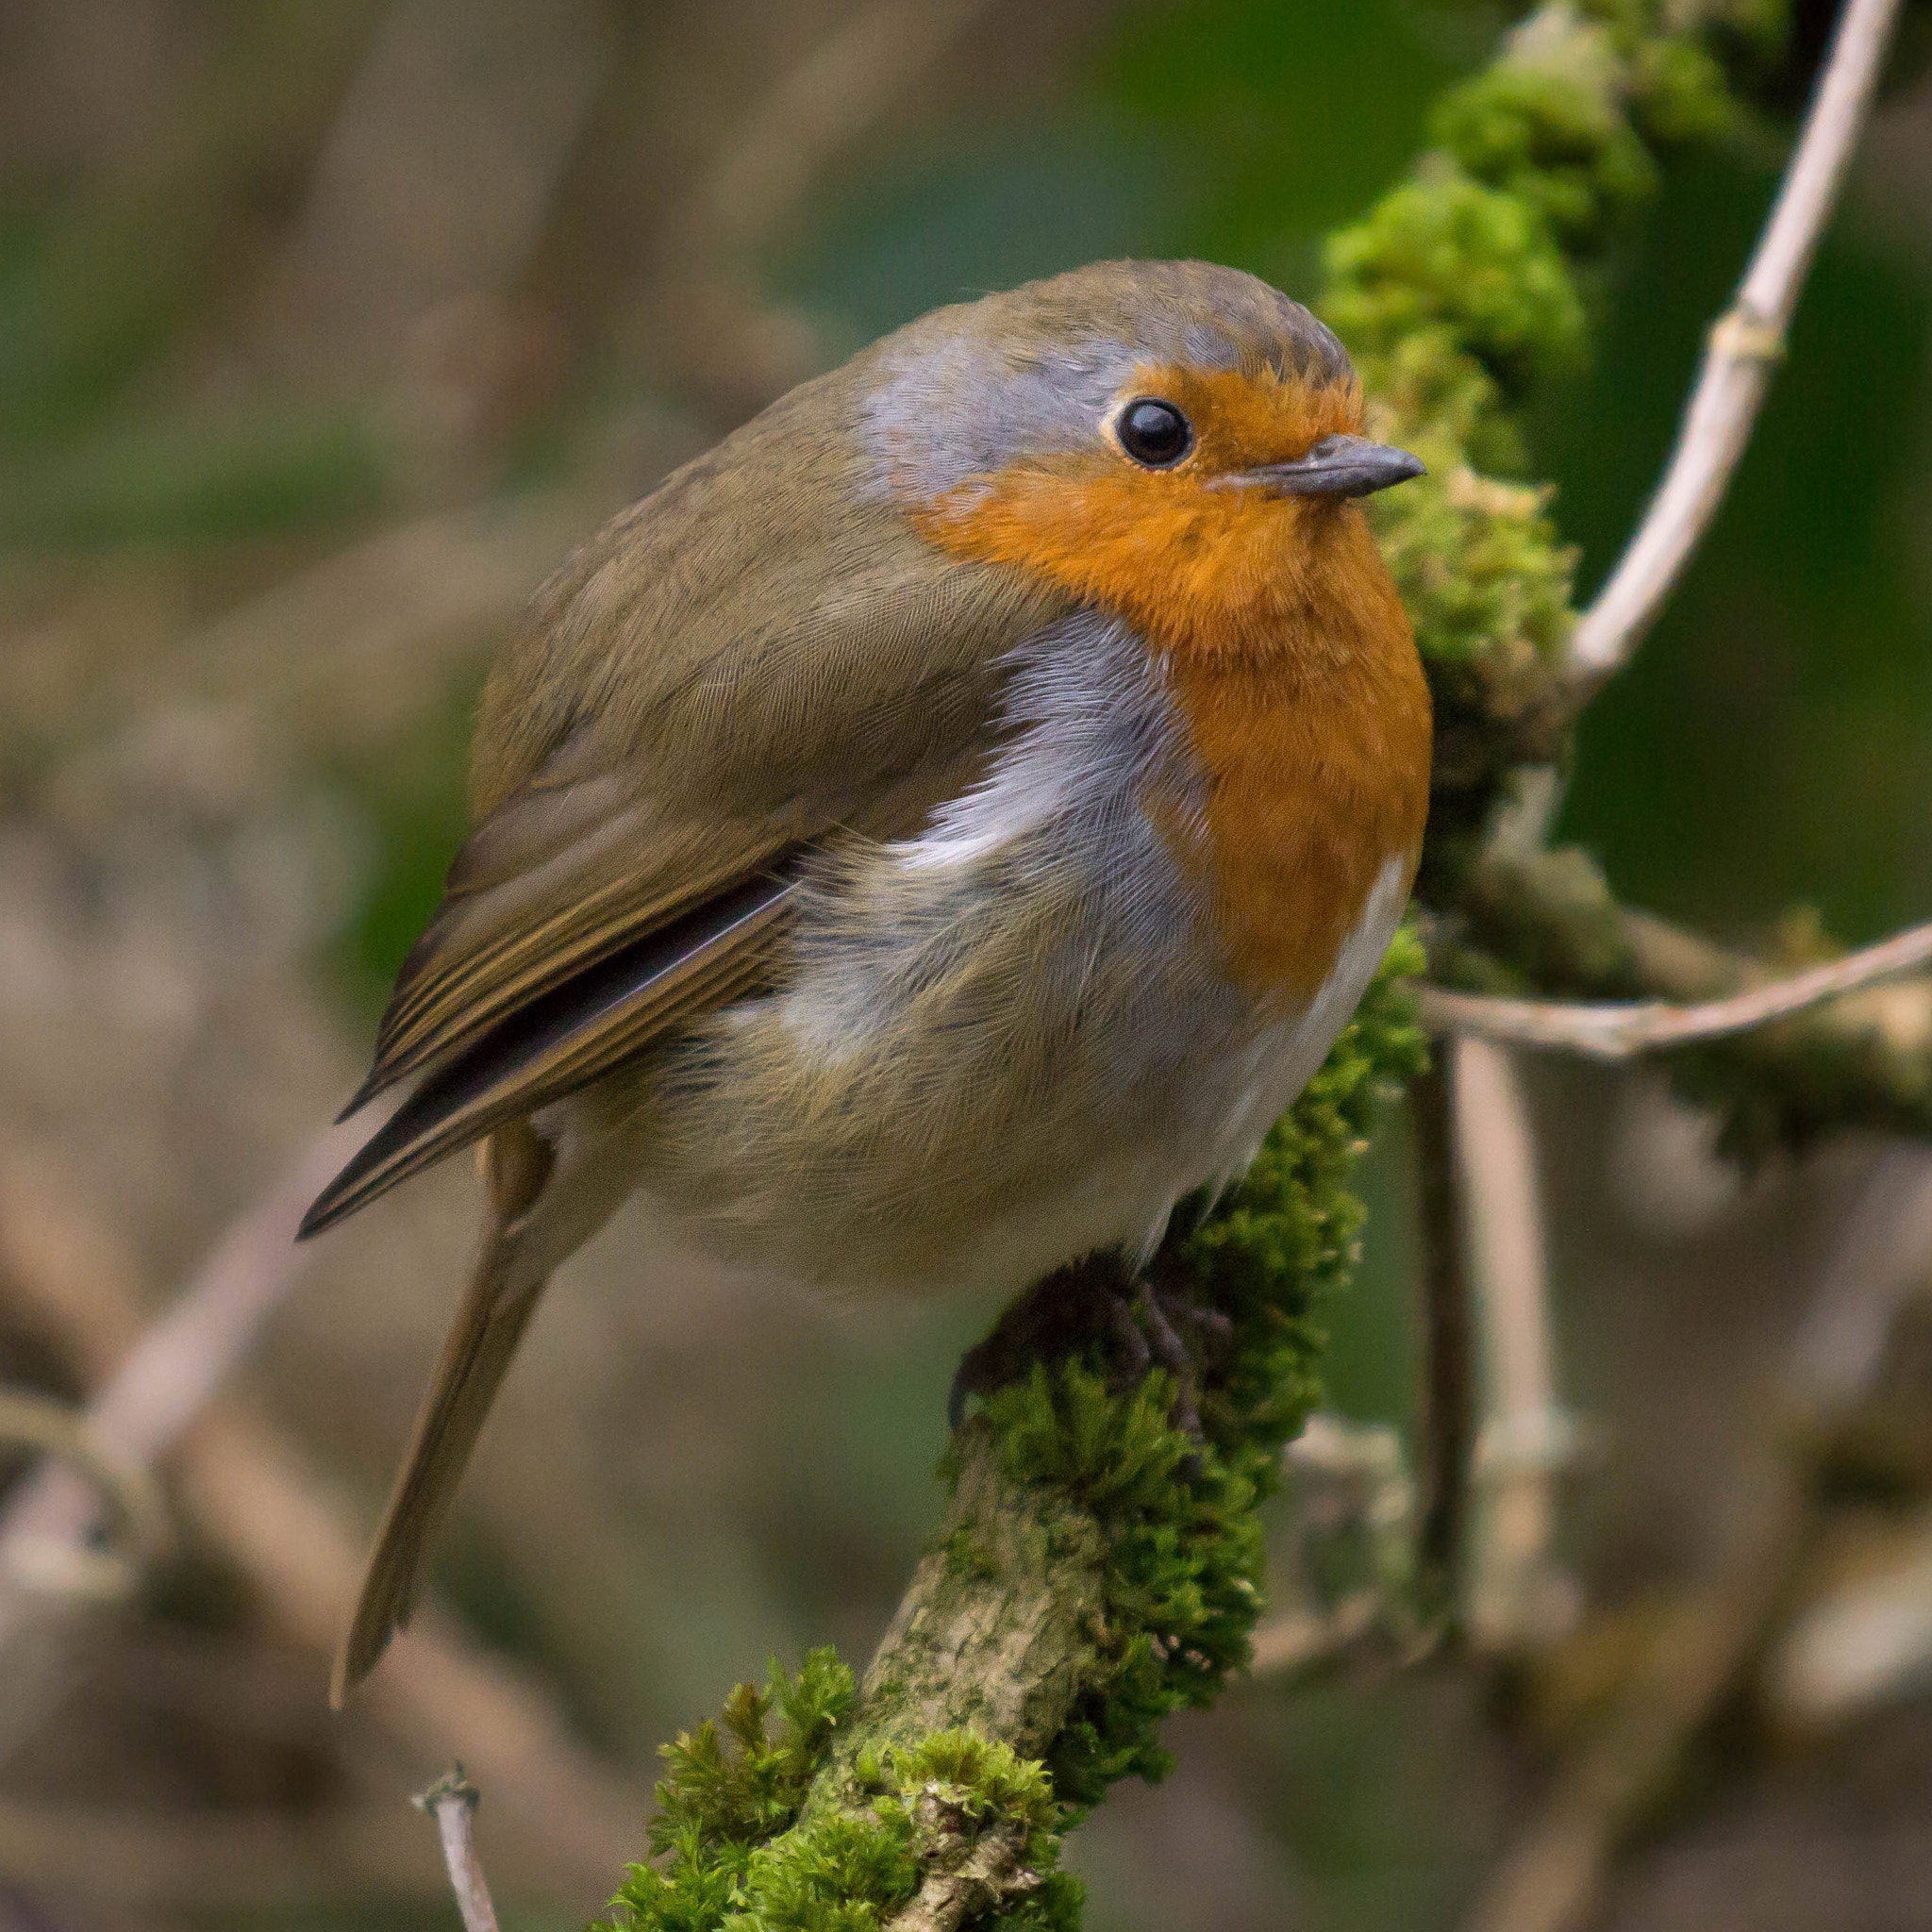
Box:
left=301, top=258, right=1432, bottom=1702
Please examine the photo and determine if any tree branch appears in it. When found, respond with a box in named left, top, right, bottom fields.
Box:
left=1454, top=1039, right=1579, bottom=1653
left=1421, top=917, right=1932, bottom=1060
left=1563, top=0, right=1904, bottom=692
left=1448, top=834, right=1932, bottom=1145
left=1410, top=1059, right=1477, bottom=1617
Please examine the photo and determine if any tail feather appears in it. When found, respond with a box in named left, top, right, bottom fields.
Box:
left=331, top=1122, right=555, bottom=1705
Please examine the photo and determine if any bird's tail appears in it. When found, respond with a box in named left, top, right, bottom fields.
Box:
left=331, top=1120, right=556, bottom=1706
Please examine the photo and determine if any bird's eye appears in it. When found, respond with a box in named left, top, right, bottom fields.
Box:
left=1115, top=397, right=1192, bottom=469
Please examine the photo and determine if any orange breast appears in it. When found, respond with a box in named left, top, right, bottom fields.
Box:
left=909, top=439, right=1431, bottom=1003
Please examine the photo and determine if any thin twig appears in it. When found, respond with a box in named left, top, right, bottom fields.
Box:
left=1763, top=1148, right=1932, bottom=1724
left=1461, top=1458, right=1807, bottom=1932
left=1248, top=1417, right=1420, bottom=1678
left=1410, top=1058, right=1476, bottom=1617
left=1419, top=917, right=1932, bottom=1060
left=1453, top=1041, right=1580, bottom=1653
left=417, top=1768, right=500, bottom=1932
left=0, top=1121, right=374, bottom=1770
left=1565, top=0, right=1904, bottom=690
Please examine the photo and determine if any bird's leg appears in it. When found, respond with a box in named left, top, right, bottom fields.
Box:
left=948, top=1251, right=1132, bottom=1428
left=1133, top=1280, right=1202, bottom=1438
left=948, top=1250, right=1229, bottom=1439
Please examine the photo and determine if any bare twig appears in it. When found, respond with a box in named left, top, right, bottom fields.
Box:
left=417, top=1767, right=501, bottom=1932
left=182, top=1404, right=644, bottom=1897
left=1420, top=917, right=1932, bottom=1060
left=1248, top=1416, right=1420, bottom=1678
left=1783, top=1145, right=1932, bottom=1415
left=1764, top=1148, right=1932, bottom=1724
left=1565, top=0, right=1904, bottom=690
left=1410, top=1059, right=1476, bottom=1615
left=1462, top=1457, right=1807, bottom=1932
left=1770, top=1506, right=1932, bottom=1724
left=0, top=1121, right=372, bottom=1767
left=1453, top=1041, right=1580, bottom=1653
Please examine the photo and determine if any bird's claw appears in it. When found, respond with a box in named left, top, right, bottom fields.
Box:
left=948, top=1252, right=1229, bottom=1441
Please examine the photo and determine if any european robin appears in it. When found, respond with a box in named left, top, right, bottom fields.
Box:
left=303, top=258, right=1431, bottom=1699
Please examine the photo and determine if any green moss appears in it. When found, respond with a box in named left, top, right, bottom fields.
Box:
left=596, top=946, right=1428, bottom=1931
left=1626, top=36, right=1739, bottom=145
left=1430, top=65, right=1657, bottom=245
left=597, top=1657, right=1084, bottom=1932
left=1369, top=456, right=1575, bottom=674
left=1314, top=3, right=1765, bottom=838
left=1324, top=175, right=1588, bottom=391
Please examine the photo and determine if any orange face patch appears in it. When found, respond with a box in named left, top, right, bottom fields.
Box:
left=907, top=362, right=1368, bottom=662
left=1127, top=360, right=1365, bottom=481
left=908, top=362, right=1431, bottom=1002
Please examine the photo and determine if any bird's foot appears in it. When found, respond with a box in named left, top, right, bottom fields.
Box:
left=948, top=1251, right=1232, bottom=1439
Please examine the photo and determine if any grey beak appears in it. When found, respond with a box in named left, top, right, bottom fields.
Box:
left=1242, top=433, right=1425, bottom=499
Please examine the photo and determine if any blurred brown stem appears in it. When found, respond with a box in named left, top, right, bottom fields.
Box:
left=1454, top=1040, right=1578, bottom=1654
left=1410, top=1058, right=1475, bottom=1617
left=1460, top=1141, right=1932, bottom=1932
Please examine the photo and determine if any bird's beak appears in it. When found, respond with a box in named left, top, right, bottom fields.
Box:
left=1238, top=434, right=1425, bottom=499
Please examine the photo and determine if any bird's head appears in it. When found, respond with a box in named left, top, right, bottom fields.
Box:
left=860, top=259, right=1424, bottom=664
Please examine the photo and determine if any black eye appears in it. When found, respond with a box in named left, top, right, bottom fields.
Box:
left=1115, top=397, right=1192, bottom=468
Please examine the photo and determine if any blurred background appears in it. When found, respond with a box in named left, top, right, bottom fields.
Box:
left=0, top=0, right=1930, bottom=1927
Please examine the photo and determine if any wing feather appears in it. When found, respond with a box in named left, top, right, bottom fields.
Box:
left=304, top=868, right=795, bottom=1236
left=309, top=365, right=1071, bottom=1230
